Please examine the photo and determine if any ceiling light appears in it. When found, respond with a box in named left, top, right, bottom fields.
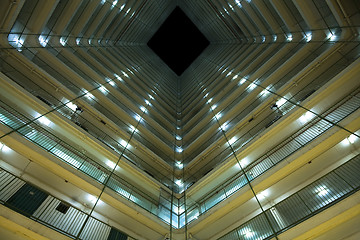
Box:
left=120, top=139, right=128, bottom=147
left=39, top=35, right=48, bottom=47
left=257, top=189, right=269, bottom=200
left=299, top=111, right=315, bottom=123
left=112, top=0, right=118, bottom=8
left=176, top=162, right=183, bottom=169
left=287, top=34, right=293, bottom=42
left=66, top=102, right=77, bottom=111
left=140, top=106, right=147, bottom=113
left=176, top=147, right=183, bottom=153
left=130, top=125, right=138, bottom=132
left=348, top=134, right=358, bottom=144
left=232, top=74, right=238, bottom=80
left=76, top=38, right=81, bottom=45
left=60, top=37, right=66, bottom=46
left=175, top=179, right=183, bottom=186
left=85, top=92, right=94, bottom=99
left=106, top=160, right=116, bottom=169
left=99, top=86, right=108, bottom=93
left=228, top=136, right=237, bottom=145
left=239, top=78, right=246, bottom=85
left=306, top=33, right=312, bottom=42
left=38, top=116, right=51, bottom=126
left=176, top=135, right=182, bottom=141
left=207, top=98, right=213, bottom=104
left=211, top=105, right=217, bottom=110
left=276, top=98, right=287, bottom=107
left=115, top=74, right=123, bottom=81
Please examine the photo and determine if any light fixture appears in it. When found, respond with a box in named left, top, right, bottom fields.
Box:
left=176, top=135, right=182, bottom=141
left=99, top=86, right=108, bottom=93
left=276, top=98, right=287, bottom=107
left=248, top=82, right=257, bottom=90
left=140, top=106, right=147, bottom=113
left=306, top=33, right=312, bottom=42
left=257, top=189, right=269, bottom=200
left=38, top=116, right=51, bottom=126
left=348, top=134, right=357, bottom=144
left=299, top=111, right=315, bottom=123
left=175, top=179, right=183, bottom=186
left=39, top=35, right=48, bottom=47
left=287, top=34, right=293, bottom=42
left=76, top=38, right=81, bottom=45
left=176, top=147, right=183, bottom=153
left=106, top=160, right=116, bottom=169
left=207, top=98, right=213, bottom=104
left=119, top=139, right=128, bottom=147
left=134, top=114, right=142, bottom=122
left=228, top=136, right=237, bottom=145
left=211, top=105, right=217, bottom=110
left=60, top=37, right=66, bottom=46
left=85, top=92, right=94, bottom=99
left=114, top=74, right=123, bottom=81
left=66, top=102, right=77, bottom=111
left=239, top=78, right=246, bottom=85
left=130, top=125, right=138, bottom=132
left=214, top=113, right=222, bottom=120
left=176, top=162, right=183, bottom=169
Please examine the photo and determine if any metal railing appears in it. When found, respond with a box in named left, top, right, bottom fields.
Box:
left=219, top=153, right=360, bottom=240
left=0, top=167, right=136, bottom=240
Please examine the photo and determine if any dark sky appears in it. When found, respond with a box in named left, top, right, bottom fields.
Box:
left=147, top=7, right=209, bottom=76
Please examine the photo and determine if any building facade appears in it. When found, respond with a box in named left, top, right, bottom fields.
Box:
left=0, top=0, right=359, bottom=239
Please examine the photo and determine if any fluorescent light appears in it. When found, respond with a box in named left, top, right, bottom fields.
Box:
left=220, top=122, right=228, bottom=131
left=257, top=189, right=269, bottom=200
left=60, top=37, right=66, bottom=46
left=134, top=114, right=142, bottom=121
left=114, top=74, right=123, bottom=81
left=239, top=78, right=246, bottom=85
left=299, top=111, right=315, bottom=123
left=66, top=102, right=77, bottom=111
left=276, top=98, right=287, bottom=107
left=140, top=106, right=147, bottom=113
left=214, top=113, right=222, bottom=120
left=38, top=116, right=51, bottom=126
left=99, top=86, right=108, bottom=93
left=130, top=125, right=138, bottom=132
left=248, top=82, right=257, bottom=90
left=348, top=134, right=357, bottom=144
left=175, top=179, right=183, bottom=186
left=120, top=139, right=128, bottom=147
left=85, top=92, right=94, bottom=99
left=176, top=147, right=183, bottom=153
left=287, top=34, right=293, bottom=42
left=211, top=105, right=217, bottom=110
left=228, top=136, right=237, bottom=145
left=176, top=162, right=183, bottom=169
left=39, top=35, right=48, bottom=47
left=306, top=33, right=312, bottom=42
left=145, top=99, right=150, bottom=105
left=176, top=135, right=182, bottom=140
left=207, top=98, right=213, bottom=104
left=106, top=160, right=116, bottom=169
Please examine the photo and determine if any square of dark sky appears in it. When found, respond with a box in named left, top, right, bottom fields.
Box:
left=147, top=7, right=210, bottom=76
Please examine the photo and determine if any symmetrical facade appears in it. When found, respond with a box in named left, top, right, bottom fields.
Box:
left=0, top=0, right=360, bottom=240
